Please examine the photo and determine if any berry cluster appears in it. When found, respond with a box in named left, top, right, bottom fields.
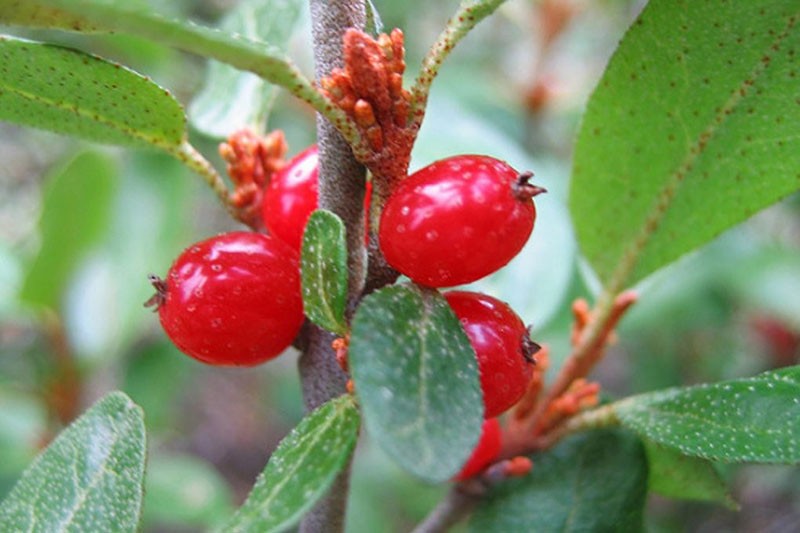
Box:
left=149, top=139, right=543, bottom=479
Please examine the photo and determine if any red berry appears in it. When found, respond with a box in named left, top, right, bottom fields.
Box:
left=379, top=155, right=543, bottom=287
left=455, top=418, right=502, bottom=481
left=151, top=232, right=304, bottom=366
left=262, top=145, right=320, bottom=251
left=262, top=145, right=372, bottom=249
left=445, top=291, right=536, bottom=418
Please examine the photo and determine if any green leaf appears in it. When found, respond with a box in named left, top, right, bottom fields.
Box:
left=300, top=210, right=348, bottom=336
left=570, top=0, right=800, bottom=291
left=614, top=366, right=800, bottom=464
left=0, top=36, right=186, bottom=150
left=20, top=151, right=117, bottom=309
left=645, top=440, right=737, bottom=509
left=470, top=430, right=648, bottom=532
left=144, top=454, right=234, bottom=530
left=0, top=392, right=146, bottom=532
left=349, top=284, right=483, bottom=482
left=223, top=394, right=360, bottom=533
left=188, top=0, right=303, bottom=138
left=0, top=0, right=330, bottom=117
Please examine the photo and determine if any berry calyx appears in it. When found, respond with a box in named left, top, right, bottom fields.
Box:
left=445, top=291, right=536, bottom=418
left=379, top=155, right=542, bottom=287
left=262, top=145, right=320, bottom=251
left=149, top=232, right=304, bottom=366
left=454, top=418, right=502, bottom=481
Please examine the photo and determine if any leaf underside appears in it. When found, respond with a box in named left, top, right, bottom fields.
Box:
left=0, top=392, right=146, bottom=533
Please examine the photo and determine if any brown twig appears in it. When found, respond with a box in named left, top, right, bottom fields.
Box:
left=299, top=2, right=367, bottom=532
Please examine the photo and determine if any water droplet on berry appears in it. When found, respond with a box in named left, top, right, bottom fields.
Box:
left=400, top=205, right=410, bottom=216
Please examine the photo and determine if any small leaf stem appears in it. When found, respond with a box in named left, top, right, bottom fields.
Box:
left=174, top=142, right=237, bottom=218
left=409, top=0, right=507, bottom=126
left=532, top=403, right=619, bottom=450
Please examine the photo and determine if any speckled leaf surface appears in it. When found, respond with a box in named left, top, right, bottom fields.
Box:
left=300, top=210, right=348, bottom=336
left=349, top=284, right=483, bottom=482
left=0, top=36, right=185, bottom=150
left=20, top=151, right=116, bottom=309
left=0, top=0, right=313, bottom=100
left=470, top=430, right=648, bottom=532
left=189, top=0, right=302, bottom=138
left=645, top=440, right=737, bottom=509
left=222, top=394, right=359, bottom=533
left=0, top=392, right=146, bottom=532
left=570, top=0, right=800, bottom=290
left=615, top=366, right=800, bottom=463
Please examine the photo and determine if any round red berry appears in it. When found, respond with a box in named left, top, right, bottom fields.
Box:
left=151, top=232, right=304, bottom=366
left=262, top=145, right=372, bottom=249
left=262, top=145, right=319, bottom=251
left=455, top=418, right=502, bottom=481
left=445, top=291, right=536, bottom=418
left=378, top=155, right=543, bottom=287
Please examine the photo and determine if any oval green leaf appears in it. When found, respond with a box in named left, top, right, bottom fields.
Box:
left=301, top=210, right=348, bottom=336
left=0, top=0, right=332, bottom=123
left=0, top=391, right=146, bottom=532
left=20, top=151, right=116, bottom=309
left=645, top=440, right=737, bottom=509
left=0, top=36, right=185, bottom=150
left=349, top=284, right=483, bottom=482
left=222, top=394, right=360, bottom=533
left=614, top=366, right=800, bottom=464
left=570, top=0, right=800, bottom=291
left=189, top=0, right=303, bottom=138
left=470, top=430, right=648, bottom=532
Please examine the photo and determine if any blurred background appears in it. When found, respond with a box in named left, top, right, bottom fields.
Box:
left=1, top=0, right=798, bottom=531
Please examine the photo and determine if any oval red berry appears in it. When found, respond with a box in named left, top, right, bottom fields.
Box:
left=379, top=155, right=537, bottom=287
left=454, top=418, right=502, bottom=481
left=262, top=145, right=319, bottom=251
left=446, top=290, right=534, bottom=418
left=156, top=232, right=304, bottom=366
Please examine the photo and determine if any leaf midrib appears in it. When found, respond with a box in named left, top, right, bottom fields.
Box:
left=604, top=11, right=798, bottom=293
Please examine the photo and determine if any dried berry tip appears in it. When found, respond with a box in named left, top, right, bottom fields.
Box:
left=513, top=171, right=547, bottom=200
left=522, top=326, right=541, bottom=364
left=144, top=274, right=167, bottom=310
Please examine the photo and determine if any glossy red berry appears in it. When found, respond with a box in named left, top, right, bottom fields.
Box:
left=454, top=418, right=502, bottom=481
left=379, top=155, right=543, bottom=287
left=262, top=144, right=372, bottom=249
left=150, top=232, right=304, bottom=366
left=445, top=291, right=537, bottom=418
left=262, top=145, right=319, bottom=251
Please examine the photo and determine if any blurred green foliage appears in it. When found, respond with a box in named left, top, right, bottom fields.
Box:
left=0, top=0, right=797, bottom=531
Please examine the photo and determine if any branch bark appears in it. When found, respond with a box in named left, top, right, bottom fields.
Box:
left=299, top=1, right=366, bottom=532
